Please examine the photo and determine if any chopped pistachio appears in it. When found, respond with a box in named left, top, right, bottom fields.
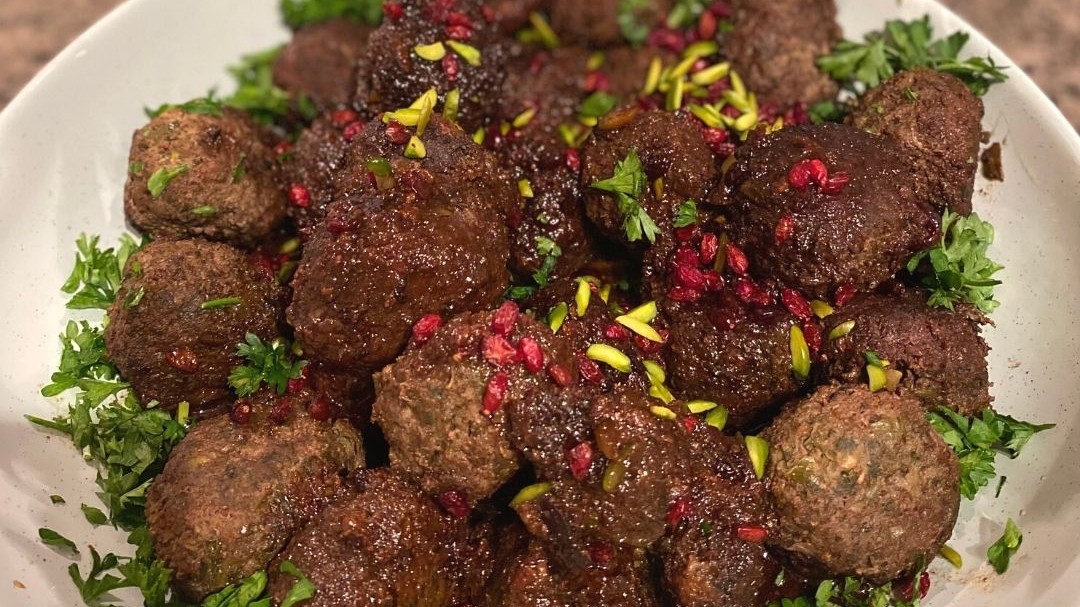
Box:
left=828, top=320, right=856, bottom=341
left=404, top=135, right=427, bottom=159
left=518, top=179, right=534, bottom=198
left=810, top=300, right=835, bottom=319
left=650, top=405, right=677, bottom=420
left=547, top=302, right=569, bottom=334
left=745, top=436, right=769, bottom=479
left=414, top=41, right=447, bottom=61
left=510, top=481, right=553, bottom=507
left=625, top=301, right=659, bottom=324
left=686, top=400, right=718, bottom=414
left=642, top=360, right=666, bottom=386
left=615, top=315, right=663, bottom=343
left=443, top=88, right=461, bottom=122
left=939, top=544, right=963, bottom=569
left=705, top=406, right=729, bottom=431
left=586, top=344, right=631, bottom=373
left=447, top=40, right=481, bottom=66
left=602, top=461, right=625, bottom=493
left=690, top=61, right=730, bottom=86
left=528, top=12, right=560, bottom=49
left=867, top=364, right=887, bottom=392
left=512, top=107, right=537, bottom=129
left=574, top=278, right=592, bottom=317
left=789, top=324, right=810, bottom=380
left=642, top=57, right=663, bottom=95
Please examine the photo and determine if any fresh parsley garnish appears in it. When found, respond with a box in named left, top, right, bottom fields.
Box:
left=229, top=333, right=307, bottom=397
left=226, top=46, right=317, bottom=126
left=672, top=200, right=698, bottom=228
left=201, top=297, right=243, bottom=310
left=147, top=165, right=189, bottom=198
left=770, top=575, right=921, bottom=607
left=807, top=100, right=848, bottom=124
left=578, top=91, right=618, bottom=119
left=818, top=15, right=1008, bottom=96
left=145, top=95, right=224, bottom=119
left=80, top=504, right=108, bottom=527
left=665, top=0, right=711, bottom=29
left=38, top=528, right=79, bottom=554
left=927, top=407, right=1053, bottom=500
left=41, top=321, right=120, bottom=397
left=907, top=210, right=1004, bottom=314
left=590, top=148, right=660, bottom=244
left=60, top=234, right=143, bottom=310
left=278, top=561, right=317, bottom=607
left=987, top=518, right=1023, bottom=574
left=281, top=0, right=383, bottom=29
left=617, top=0, right=653, bottom=46
left=533, top=236, right=562, bottom=289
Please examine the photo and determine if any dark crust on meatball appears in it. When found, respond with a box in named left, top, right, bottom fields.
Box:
left=509, top=166, right=593, bottom=283
left=723, top=0, right=840, bottom=108
left=146, top=393, right=364, bottom=601
left=355, top=0, right=510, bottom=130
left=764, top=384, right=960, bottom=583
left=581, top=110, right=716, bottom=247
left=548, top=0, right=671, bottom=48
left=286, top=116, right=513, bottom=376
left=848, top=68, right=985, bottom=216
left=104, top=239, right=282, bottom=411
left=272, top=19, right=373, bottom=111
left=124, top=107, right=287, bottom=248
left=725, top=123, right=940, bottom=299
left=373, top=308, right=576, bottom=503
left=267, top=468, right=464, bottom=607
left=822, top=290, right=991, bottom=416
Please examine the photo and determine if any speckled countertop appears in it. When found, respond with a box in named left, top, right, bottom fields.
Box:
left=0, top=0, right=1077, bottom=129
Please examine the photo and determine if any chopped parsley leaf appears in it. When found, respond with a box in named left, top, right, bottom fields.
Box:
left=144, top=95, right=224, bottom=119
left=987, top=518, right=1023, bottom=574
left=229, top=333, right=307, bottom=397
left=50, top=494, right=66, bottom=504
left=279, top=561, right=317, bottom=607
left=231, top=154, right=247, bottom=183
left=807, top=100, right=848, bottom=124
left=578, top=91, right=618, bottom=119
left=201, top=297, right=243, bottom=310
left=38, top=528, right=79, bottom=554
left=590, top=148, right=660, bottom=244
left=617, top=0, right=653, bottom=45
left=147, top=165, right=189, bottom=198
left=61, top=233, right=143, bottom=310
left=533, top=236, right=562, bottom=289
left=80, top=504, right=109, bottom=526
left=192, top=205, right=218, bottom=217
left=907, top=210, right=1004, bottom=314
left=770, top=574, right=921, bottom=607
left=672, top=200, right=698, bottom=228
left=281, top=0, right=383, bottom=29
left=226, top=46, right=317, bottom=126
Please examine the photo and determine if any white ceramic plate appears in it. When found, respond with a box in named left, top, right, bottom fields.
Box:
left=1, top=0, right=1078, bottom=605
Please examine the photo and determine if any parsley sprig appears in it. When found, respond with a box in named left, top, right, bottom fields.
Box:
left=281, top=0, right=383, bottom=29
left=229, top=333, right=307, bottom=397
left=225, top=47, right=317, bottom=126
left=818, top=16, right=1007, bottom=96
left=771, top=575, right=921, bottom=607
left=672, top=200, right=698, bottom=228
left=927, top=407, right=1053, bottom=500
left=61, top=233, right=143, bottom=310
left=505, top=236, right=563, bottom=301
left=590, top=148, right=660, bottom=244
left=987, top=518, right=1023, bottom=574
left=907, top=210, right=1004, bottom=314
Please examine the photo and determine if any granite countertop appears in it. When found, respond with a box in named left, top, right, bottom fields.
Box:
left=0, top=0, right=1077, bottom=129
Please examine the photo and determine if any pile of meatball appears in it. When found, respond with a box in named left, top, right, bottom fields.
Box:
left=103, top=0, right=994, bottom=605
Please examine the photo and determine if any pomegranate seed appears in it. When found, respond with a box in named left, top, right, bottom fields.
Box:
left=709, top=1, right=733, bottom=18
left=251, top=251, right=279, bottom=277
left=604, top=323, right=631, bottom=341
left=834, top=283, right=857, bottom=307
left=269, top=398, right=292, bottom=425
left=820, top=171, right=851, bottom=195
left=713, top=142, right=736, bottom=158
left=442, top=53, right=460, bottom=81
left=446, top=24, right=472, bottom=40
left=383, top=1, right=404, bottom=21
left=733, top=278, right=770, bottom=306
left=894, top=571, right=931, bottom=601
left=698, top=10, right=717, bottom=39
left=700, top=127, right=730, bottom=154
left=287, top=184, right=311, bottom=208
left=584, top=71, right=610, bottom=93
left=273, top=141, right=293, bottom=157
left=722, top=105, right=742, bottom=119
left=437, top=490, right=471, bottom=519
left=734, top=523, right=768, bottom=543
left=518, top=337, right=545, bottom=373
left=564, top=148, right=581, bottom=172
left=667, top=286, right=703, bottom=302
left=674, top=246, right=699, bottom=267
left=781, top=288, right=813, bottom=321
left=707, top=306, right=739, bottom=331
left=385, top=120, right=409, bottom=144
left=307, top=396, right=332, bottom=421
left=675, top=264, right=707, bottom=290
left=788, top=159, right=827, bottom=189
left=567, top=442, right=594, bottom=480
left=648, top=27, right=686, bottom=53
left=673, top=226, right=699, bottom=243
left=801, top=320, right=822, bottom=355
left=482, top=335, right=520, bottom=366
left=665, top=497, right=693, bottom=527
left=589, top=542, right=614, bottom=566
left=331, top=108, right=359, bottom=126
left=774, top=213, right=795, bottom=245
left=786, top=101, right=810, bottom=126
left=426, top=0, right=454, bottom=22
left=681, top=416, right=699, bottom=432
left=491, top=301, right=519, bottom=335
left=725, top=242, right=749, bottom=275
left=547, top=363, right=574, bottom=387
left=807, top=159, right=829, bottom=184
left=411, top=313, right=443, bottom=345
left=326, top=216, right=356, bottom=235
left=342, top=121, right=364, bottom=142
left=446, top=11, right=473, bottom=27
left=577, top=355, right=605, bottom=385
left=482, top=372, right=509, bottom=413
left=699, top=233, right=718, bottom=265
left=229, top=401, right=252, bottom=425
left=165, top=349, right=198, bottom=373
left=702, top=271, right=724, bottom=292
left=635, top=329, right=668, bottom=354
left=287, top=366, right=310, bottom=393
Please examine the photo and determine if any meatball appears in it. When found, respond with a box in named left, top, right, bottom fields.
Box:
left=355, top=0, right=510, bottom=130
left=822, top=290, right=991, bottom=416
left=490, top=0, right=546, bottom=35
left=372, top=305, right=576, bottom=504
left=848, top=68, right=985, bottom=216
left=273, top=19, right=373, bottom=111
left=287, top=116, right=514, bottom=380
left=764, top=384, right=960, bottom=583
left=509, top=167, right=594, bottom=284
left=723, top=0, right=840, bottom=108
left=104, top=239, right=282, bottom=411
left=581, top=110, right=715, bottom=247
left=279, top=115, right=352, bottom=232
left=146, top=391, right=364, bottom=601
left=548, top=0, right=671, bottom=48
left=724, top=123, right=940, bottom=299
left=500, top=46, right=590, bottom=139
left=124, top=107, right=287, bottom=248
left=603, top=46, right=674, bottom=102
left=267, top=468, right=463, bottom=607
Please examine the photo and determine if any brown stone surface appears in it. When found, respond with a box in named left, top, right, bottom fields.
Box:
left=0, top=0, right=1076, bottom=129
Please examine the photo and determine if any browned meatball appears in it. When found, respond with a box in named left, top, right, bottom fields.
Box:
left=279, top=115, right=352, bottom=232
left=764, top=384, right=960, bottom=583
left=724, top=123, right=940, bottom=299
left=509, top=167, right=594, bottom=283
left=849, top=68, right=985, bottom=216
left=146, top=391, right=364, bottom=601
left=822, top=290, right=991, bottom=416
left=723, top=0, right=840, bottom=108
left=267, top=468, right=464, bottom=607
left=490, top=0, right=547, bottom=35
left=272, top=19, right=373, bottom=111
left=104, top=239, right=282, bottom=411
left=355, top=0, right=510, bottom=130
left=581, top=110, right=716, bottom=247
left=124, top=107, right=287, bottom=248
left=372, top=306, right=576, bottom=505
left=603, top=46, right=674, bottom=101
left=548, top=0, right=671, bottom=48
left=287, top=117, right=514, bottom=381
